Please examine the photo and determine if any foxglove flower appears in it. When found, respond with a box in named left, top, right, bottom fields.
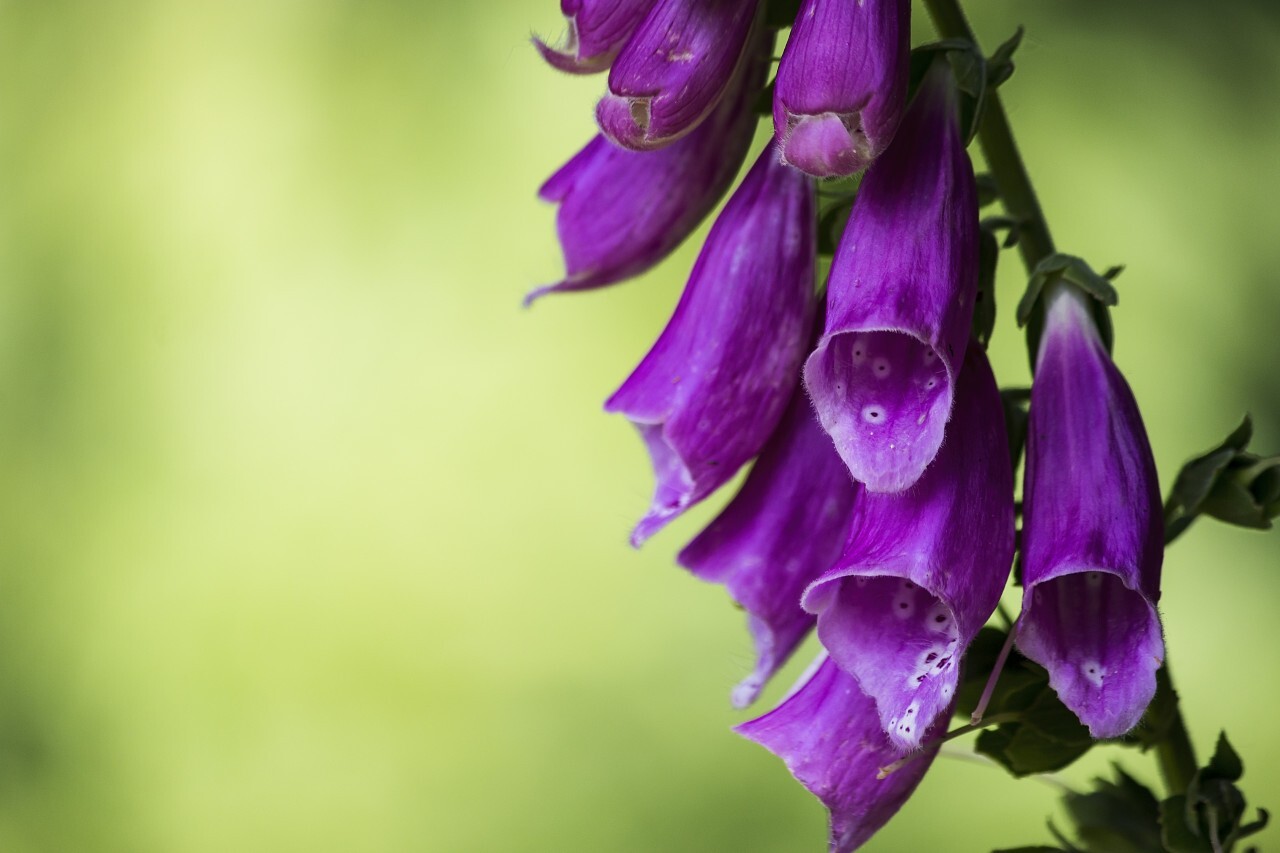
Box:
left=678, top=383, right=858, bottom=708
left=606, top=145, right=817, bottom=546
left=528, top=32, right=770, bottom=303
left=803, top=61, right=978, bottom=493
left=597, top=0, right=759, bottom=150
left=534, top=0, right=655, bottom=74
left=1016, top=287, right=1165, bottom=739
left=738, top=655, right=941, bottom=853
left=773, top=0, right=910, bottom=178
left=802, top=342, right=1014, bottom=750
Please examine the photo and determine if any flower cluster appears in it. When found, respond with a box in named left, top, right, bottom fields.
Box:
left=532, top=2, right=1165, bottom=850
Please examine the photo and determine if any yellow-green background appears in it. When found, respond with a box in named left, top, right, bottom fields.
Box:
left=0, top=1, right=1275, bottom=850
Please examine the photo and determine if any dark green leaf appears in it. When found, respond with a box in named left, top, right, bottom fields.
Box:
left=1063, top=768, right=1163, bottom=853
left=1160, top=795, right=1210, bottom=853
left=975, top=688, right=1093, bottom=777
left=993, top=848, right=1067, bottom=853
left=1204, top=732, right=1243, bottom=783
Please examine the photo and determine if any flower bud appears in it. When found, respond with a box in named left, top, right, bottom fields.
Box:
left=606, top=145, right=817, bottom=546
left=534, top=0, right=656, bottom=74
left=528, top=35, right=769, bottom=303
left=1017, top=286, right=1165, bottom=740
left=773, top=0, right=910, bottom=178
left=596, top=0, right=760, bottom=151
left=803, top=62, right=977, bottom=493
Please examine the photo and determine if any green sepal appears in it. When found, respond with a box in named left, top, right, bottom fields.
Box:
left=993, top=848, right=1068, bottom=853
left=1018, top=253, right=1117, bottom=359
left=976, top=172, right=1000, bottom=207
left=1016, top=253, right=1119, bottom=327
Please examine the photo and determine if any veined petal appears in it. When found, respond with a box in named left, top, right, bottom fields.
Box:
left=737, top=655, right=941, bottom=853
left=606, top=144, right=817, bottom=546
left=1017, top=287, right=1165, bottom=739
left=803, top=62, right=978, bottom=493
left=534, top=0, right=656, bottom=74
left=529, top=30, right=770, bottom=303
left=802, top=343, right=1014, bottom=750
left=678, top=385, right=858, bottom=708
left=773, top=0, right=910, bottom=178
left=596, top=0, right=759, bottom=150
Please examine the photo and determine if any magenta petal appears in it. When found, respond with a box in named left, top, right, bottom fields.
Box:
left=737, top=656, right=940, bottom=853
left=678, top=388, right=858, bottom=707
left=530, top=32, right=768, bottom=302
left=773, top=0, right=910, bottom=178
left=1016, top=288, right=1165, bottom=739
left=802, top=343, right=1014, bottom=750
left=534, top=0, right=656, bottom=74
left=802, top=63, right=978, bottom=493
left=605, top=145, right=817, bottom=545
left=597, top=0, right=759, bottom=150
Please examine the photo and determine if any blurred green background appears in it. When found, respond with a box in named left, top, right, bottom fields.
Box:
left=0, top=1, right=1275, bottom=850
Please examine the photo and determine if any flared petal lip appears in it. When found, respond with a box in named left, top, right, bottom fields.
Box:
left=803, top=325, right=959, bottom=494
left=1017, top=563, right=1165, bottom=739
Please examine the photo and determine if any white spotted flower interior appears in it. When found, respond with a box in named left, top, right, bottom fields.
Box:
left=801, top=342, right=1014, bottom=751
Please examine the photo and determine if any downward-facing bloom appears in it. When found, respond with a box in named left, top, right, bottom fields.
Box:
left=534, top=0, right=655, bottom=74
left=678, top=382, right=858, bottom=708
left=597, top=0, right=759, bottom=150
left=738, top=655, right=942, bottom=853
left=803, top=61, right=978, bottom=493
left=528, top=35, right=769, bottom=303
left=773, top=0, right=910, bottom=178
left=1016, top=286, right=1165, bottom=739
left=802, top=342, right=1014, bottom=750
left=606, top=144, right=817, bottom=546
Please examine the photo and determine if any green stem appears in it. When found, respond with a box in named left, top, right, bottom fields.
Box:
left=1154, top=665, right=1199, bottom=795
left=920, top=0, right=1055, bottom=271
left=920, top=0, right=1199, bottom=799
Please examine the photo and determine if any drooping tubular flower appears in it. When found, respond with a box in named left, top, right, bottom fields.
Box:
left=802, top=342, right=1014, bottom=751
left=678, top=379, right=858, bottom=708
left=597, top=0, right=760, bottom=151
left=534, top=0, right=656, bottom=74
left=738, top=655, right=942, bottom=853
left=773, top=0, right=910, bottom=178
left=606, top=144, right=817, bottom=546
left=1016, top=286, right=1165, bottom=739
left=527, top=32, right=771, bottom=303
left=803, top=60, right=978, bottom=493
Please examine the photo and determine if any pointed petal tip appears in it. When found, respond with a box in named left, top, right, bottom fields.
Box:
left=532, top=34, right=612, bottom=75
left=731, top=675, right=764, bottom=710
left=521, top=283, right=558, bottom=308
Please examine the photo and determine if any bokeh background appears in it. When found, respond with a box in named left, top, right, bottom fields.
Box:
left=0, top=1, right=1276, bottom=850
